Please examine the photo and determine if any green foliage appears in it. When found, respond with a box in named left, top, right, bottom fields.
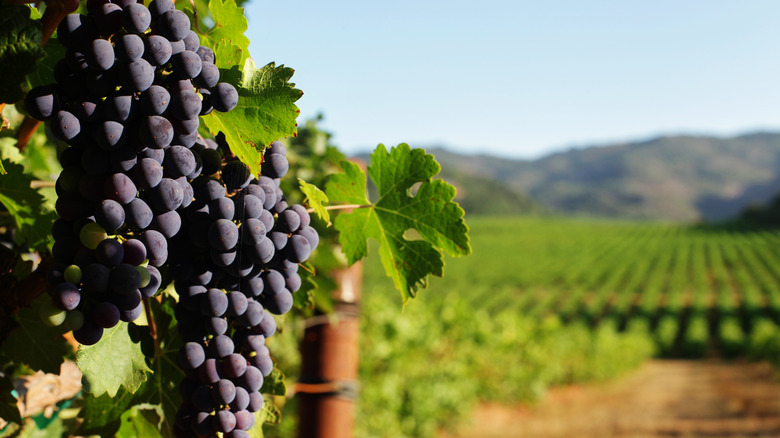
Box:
left=0, top=5, right=45, bottom=103
left=203, top=59, right=302, bottom=176
left=76, top=322, right=152, bottom=397
left=0, top=160, right=56, bottom=251
left=199, top=0, right=250, bottom=68
left=326, top=144, right=471, bottom=301
left=115, top=405, right=164, bottom=438
left=0, top=295, right=69, bottom=374
left=298, top=178, right=330, bottom=225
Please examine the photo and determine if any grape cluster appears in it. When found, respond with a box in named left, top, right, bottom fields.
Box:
left=29, top=0, right=238, bottom=345
left=28, top=0, right=318, bottom=435
left=171, top=143, right=319, bottom=437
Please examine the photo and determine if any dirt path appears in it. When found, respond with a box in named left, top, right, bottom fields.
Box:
left=442, top=360, right=780, bottom=438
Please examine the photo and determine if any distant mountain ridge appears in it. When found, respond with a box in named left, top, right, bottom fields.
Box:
left=386, top=132, right=780, bottom=221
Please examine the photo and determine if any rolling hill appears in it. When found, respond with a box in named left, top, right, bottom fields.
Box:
left=419, top=132, right=780, bottom=221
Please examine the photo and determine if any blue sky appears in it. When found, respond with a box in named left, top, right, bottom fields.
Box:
left=244, top=1, right=780, bottom=159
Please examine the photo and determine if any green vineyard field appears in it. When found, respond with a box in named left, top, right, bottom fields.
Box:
left=264, top=216, right=780, bottom=437
left=347, top=216, right=780, bottom=437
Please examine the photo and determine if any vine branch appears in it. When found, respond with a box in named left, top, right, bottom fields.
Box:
left=143, top=298, right=159, bottom=356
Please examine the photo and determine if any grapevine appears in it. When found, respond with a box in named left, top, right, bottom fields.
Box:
left=0, top=0, right=470, bottom=435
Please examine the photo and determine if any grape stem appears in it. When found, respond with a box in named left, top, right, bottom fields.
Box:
left=143, top=299, right=160, bottom=357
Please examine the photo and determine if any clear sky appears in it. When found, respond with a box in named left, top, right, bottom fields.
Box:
left=243, top=1, right=780, bottom=159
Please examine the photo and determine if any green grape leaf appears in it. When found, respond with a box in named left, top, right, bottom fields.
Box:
left=257, top=396, right=282, bottom=426
left=299, top=178, right=330, bottom=225
left=76, top=322, right=152, bottom=397
left=115, top=405, right=164, bottom=438
left=325, top=144, right=471, bottom=301
left=201, top=0, right=250, bottom=67
left=260, top=368, right=286, bottom=396
left=0, top=160, right=56, bottom=251
left=78, top=389, right=137, bottom=436
left=0, top=295, right=68, bottom=374
left=25, top=36, right=65, bottom=90
left=0, top=5, right=45, bottom=103
left=203, top=59, right=302, bottom=176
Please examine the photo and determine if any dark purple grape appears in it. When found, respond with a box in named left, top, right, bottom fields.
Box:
left=104, top=93, right=136, bottom=123
left=169, top=90, right=202, bottom=121
left=183, top=30, right=199, bottom=52
left=163, top=145, right=197, bottom=178
left=25, top=85, right=57, bottom=121
left=213, top=410, right=236, bottom=434
left=222, top=160, right=252, bottom=191
left=205, top=316, right=228, bottom=336
left=148, top=0, right=174, bottom=19
left=277, top=208, right=301, bottom=233
left=230, top=387, right=249, bottom=411
left=199, top=147, right=223, bottom=175
left=57, top=14, right=94, bottom=50
left=96, top=238, right=124, bottom=267
left=141, top=85, right=170, bottom=115
left=150, top=178, right=184, bottom=212
left=110, top=263, right=142, bottom=293
left=226, top=292, right=247, bottom=317
left=87, top=69, right=118, bottom=97
left=177, top=177, right=194, bottom=208
left=261, top=153, right=289, bottom=179
left=139, top=265, right=161, bottom=298
left=233, top=410, right=255, bottom=431
left=52, top=282, right=81, bottom=311
left=143, top=34, right=172, bottom=66
left=82, top=263, right=110, bottom=293
left=51, top=110, right=81, bottom=141
left=74, top=97, right=102, bottom=122
left=141, top=147, right=165, bottom=164
left=192, top=411, right=213, bottom=434
left=202, top=288, right=228, bottom=317
left=125, top=198, right=154, bottom=229
left=171, top=51, right=203, bottom=80
left=247, top=391, right=263, bottom=412
left=94, top=199, right=125, bottom=231
left=209, top=335, right=234, bottom=359
left=104, top=173, right=137, bottom=204
left=251, top=236, right=275, bottom=264
left=92, top=3, right=122, bottom=37
left=73, top=320, right=104, bottom=345
left=249, top=345, right=274, bottom=376
left=180, top=342, right=206, bottom=369
left=240, top=276, right=263, bottom=298
left=211, top=379, right=236, bottom=405
left=93, top=301, right=120, bottom=328
left=262, top=289, right=293, bottom=315
left=116, top=33, right=145, bottom=61
left=123, top=58, right=155, bottom=92
left=211, top=249, right=237, bottom=268
left=132, top=157, right=163, bottom=189
left=209, top=219, right=239, bottom=251
left=139, top=115, right=174, bottom=149
left=109, top=146, right=138, bottom=172
left=198, top=358, right=222, bottom=384
left=239, top=218, right=266, bottom=246
left=141, top=229, right=168, bottom=261
left=87, top=38, right=115, bottom=71
left=270, top=231, right=287, bottom=251
left=212, top=82, right=238, bottom=112
left=157, top=9, right=190, bottom=41
left=122, top=238, right=147, bottom=265
left=150, top=209, right=182, bottom=238
left=119, top=301, right=143, bottom=322
left=209, top=197, right=235, bottom=220
left=193, top=62, right=219, bottom=88
left=195, top=46, right=215, bottom=64
left=194, top=177, right=226, bottom=202
left=94, top=120, right=127, bottom=151
left=221, top=353, right=247, bottom=379
left=121, top=3, right=151, bottom=34
left=284, top=234, right=312, bottom=263
left=286, top=272, right=302, bottom=292
left=289, top=204, right=311, bottom=228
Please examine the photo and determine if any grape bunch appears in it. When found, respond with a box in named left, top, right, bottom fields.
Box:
left=171, top=143, right=319, bottom=437
left=27, top=0, right=318, bottom=435
left=28, top=0, right=238, bottom=345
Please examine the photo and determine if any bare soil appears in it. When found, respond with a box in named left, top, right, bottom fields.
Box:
left=442, top=360, right=780, bottom=438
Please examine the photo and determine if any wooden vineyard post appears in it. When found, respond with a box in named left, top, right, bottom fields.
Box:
left=297, top=261, right=363, bottom=438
